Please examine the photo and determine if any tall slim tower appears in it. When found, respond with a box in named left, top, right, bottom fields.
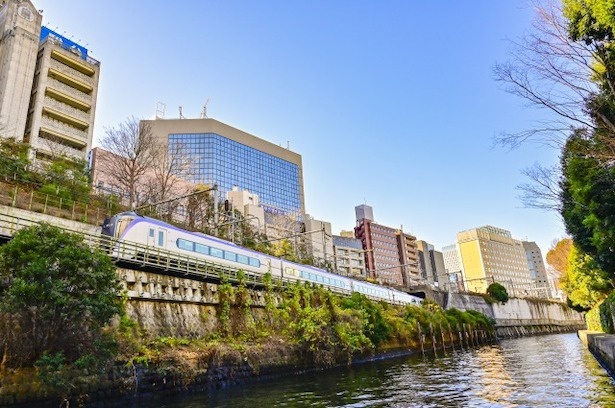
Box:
left=0, top=0, right=42, bottom=139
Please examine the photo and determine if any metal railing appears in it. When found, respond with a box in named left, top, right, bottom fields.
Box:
left=0, top=182, right=112, bottom=226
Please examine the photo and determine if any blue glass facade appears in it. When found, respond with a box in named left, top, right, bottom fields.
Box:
left=168, top=133, right=302, bottom=214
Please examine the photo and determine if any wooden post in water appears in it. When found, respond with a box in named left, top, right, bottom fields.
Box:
left=418, top=322, right=425, bottom=356
left=440, top=323, right=446, bottom=351
left=430, top=323, right=437, bottom=354
left=448, top=323, right=455, bottom=351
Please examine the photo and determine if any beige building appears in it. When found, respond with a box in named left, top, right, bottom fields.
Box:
left=0, top=0, right=42, bottom=139
left=457, top=225, right=534, bottom=296
left=0, top=1, right=99, bottom=162
left=303, top=216, right=334, bottom=266
left=332, top=234, right=367, bottom=278
left=26, top=27, right=100, bottom=161
left=522, top=241, right=552, bottom=298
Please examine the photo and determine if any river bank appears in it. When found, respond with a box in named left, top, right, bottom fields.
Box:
left=0, top=273, right=586, bottom=408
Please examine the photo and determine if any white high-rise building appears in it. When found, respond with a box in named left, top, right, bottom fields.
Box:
left=0, top=0, right=42, bottom=139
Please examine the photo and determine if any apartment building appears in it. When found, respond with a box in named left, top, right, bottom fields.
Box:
left=354, top=204, right=419, bottom=288
left=0, top=1, right=99, bottom=162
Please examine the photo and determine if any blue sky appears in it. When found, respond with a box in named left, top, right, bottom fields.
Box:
left=35, top=0, right=566, bottom=253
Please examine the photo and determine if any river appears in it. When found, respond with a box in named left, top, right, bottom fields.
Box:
left=133, top=333, right=615, bottom=407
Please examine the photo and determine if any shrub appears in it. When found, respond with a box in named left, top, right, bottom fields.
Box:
left=487, top=282, right=509, bottom=303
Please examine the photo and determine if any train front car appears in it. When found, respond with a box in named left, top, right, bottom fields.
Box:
left=101, top=212, right=139, bottom=259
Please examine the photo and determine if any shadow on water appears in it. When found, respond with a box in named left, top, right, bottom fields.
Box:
left=132, top=333, right=615, bottom=408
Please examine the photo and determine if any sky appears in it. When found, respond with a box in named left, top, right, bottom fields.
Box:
left=34, top=0, right=567, bottom=254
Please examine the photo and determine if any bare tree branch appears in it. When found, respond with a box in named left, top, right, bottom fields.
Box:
left=98, top=117, right=159, bottom=209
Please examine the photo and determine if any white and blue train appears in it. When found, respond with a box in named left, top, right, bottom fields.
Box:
left=101, top=212, right=422, bottom=306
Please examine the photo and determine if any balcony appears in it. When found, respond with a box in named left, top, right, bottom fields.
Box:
left=42, top=96, right=91, bottom=126
left=50, top=49, right=97, bottom=76
left=49, top=59, right=95, bottom=87
left=36, top=136, right=85, bottom=159
left=47, top=78, right=91, bottom=105
left=40, top=116, right=88, bottom=146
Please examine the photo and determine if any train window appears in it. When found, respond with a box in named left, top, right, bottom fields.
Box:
left=210, top=247, right=223, bottom=258
left=158, top=231, right=165, bottom=246
left=237, top=254, right=249, bottom=265
left=248, top=258, right=260, bottom=267
left=195, top=243, right=209, bottom=255
left=149, top=228, right=154, bottom=238
left=177, top=239, right=194, bottom=251
left=224, top=252, right=237, bottom=262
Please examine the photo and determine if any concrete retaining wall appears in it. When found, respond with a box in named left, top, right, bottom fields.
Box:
left=447, top=293, right=585, bottom=332
left=582, top=331, right=615, bottom=377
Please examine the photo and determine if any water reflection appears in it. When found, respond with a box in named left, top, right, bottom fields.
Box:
left=135, top=333, right=615, bottom=407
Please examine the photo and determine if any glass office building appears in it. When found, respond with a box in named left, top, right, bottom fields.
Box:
left=145, top=118, right=305, bottom=216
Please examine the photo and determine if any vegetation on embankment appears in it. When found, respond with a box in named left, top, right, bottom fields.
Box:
left=0, top=225, right=495, bottom=406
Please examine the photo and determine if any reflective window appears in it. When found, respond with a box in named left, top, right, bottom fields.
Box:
left=210, top=247, right=224, bottom=258
left=175, top=238, right=261, bottom=268
left=195, top=243, right=209, bottom=255
left=168, top=133, right=302, bottom=214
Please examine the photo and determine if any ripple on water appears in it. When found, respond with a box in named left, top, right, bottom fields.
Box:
left=134, top=333, right=615, bottom=408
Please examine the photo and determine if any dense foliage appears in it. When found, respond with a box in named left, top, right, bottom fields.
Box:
left=122, top=275, right=495, bottom=371
left=561, top=243, right=612, bottom=310
left=487, top=282, right=509, bottom=304
left=0, top=224, right=122, bottom=368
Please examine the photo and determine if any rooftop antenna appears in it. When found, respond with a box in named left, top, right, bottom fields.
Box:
left=200, top=98, right=210, bottom=118
left=155, top=102, right=166, bottom=119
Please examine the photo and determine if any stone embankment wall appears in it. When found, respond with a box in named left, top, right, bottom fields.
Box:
left=0, top=204, right=101, bottom=237
left=580, top=331, right=615, bottom=377
left=447, top=293, right=586, bottom=337
left=121, top=271, right=587, bottom=339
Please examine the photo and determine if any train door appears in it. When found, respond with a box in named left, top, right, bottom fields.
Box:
left=147, top=226, right=168, bottom=249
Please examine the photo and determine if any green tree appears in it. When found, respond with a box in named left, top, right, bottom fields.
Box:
left=38, top=157, right=91, bottom=203
left=560, top=133, right=615, bottom=274
left=561, top=244, right=612, bottom=310
left=0, top=137, right=32, bottom=183
left=0, top=224, right=121, bottom=368
left=487, top=282, right=509, bottom=304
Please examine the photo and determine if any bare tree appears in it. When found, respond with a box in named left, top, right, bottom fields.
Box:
left=516, top=162, right=563, bottom=212
left=98, top=117, right=159, bottom=209
left=141, top=140, right=192, bottom=217
left=494, top=1, right=598, bottom=150
left=493, top=1, right=615, bottom=211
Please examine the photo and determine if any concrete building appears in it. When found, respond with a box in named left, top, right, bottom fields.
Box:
left=0, top=2, right=99, bottom=162
left=303, top=216, right=333, bottom=266
left=354, top=204, right=419, bottom=288
left=0, top=0, right=42, bottom=139
left=143, top=118, right=305, bottom=219
left=25, top=27, right=100, bottom=161
left=522, top=241, right=552, bottom=298
left=457, top=225, right=534, bottom=296
left=416, top=240, right=446, bottom=287
left=332, top=235, right=367, bottom=278
left=442, top=243, right=464, bottom=291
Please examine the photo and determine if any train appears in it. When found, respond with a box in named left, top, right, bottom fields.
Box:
left=101, top=211, right=423, bottom=306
